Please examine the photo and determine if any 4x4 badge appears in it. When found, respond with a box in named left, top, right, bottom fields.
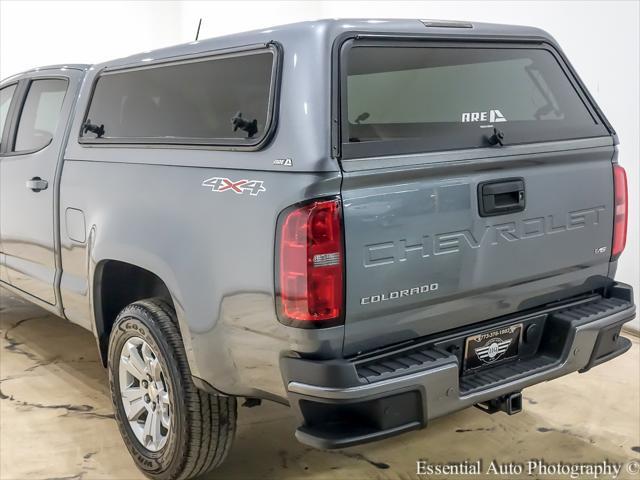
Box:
left=201, top=177, right=266, bottom=196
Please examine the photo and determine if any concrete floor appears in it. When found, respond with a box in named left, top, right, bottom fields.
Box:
left=1, top=289, right=639, bottom=480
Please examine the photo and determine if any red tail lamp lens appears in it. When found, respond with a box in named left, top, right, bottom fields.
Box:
left=611, top=165, right=628, bottom=260
left=278, top=199, right=344, bottom=325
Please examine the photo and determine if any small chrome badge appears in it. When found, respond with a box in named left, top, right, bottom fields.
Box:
left=273, top=158, right=293, bottom=167
left=594, top=246, right=607, bottom=254
left=475, top=337, right=513, bottom=364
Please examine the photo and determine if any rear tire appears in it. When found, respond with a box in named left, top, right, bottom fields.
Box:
left=107, top=298, right=236, bottom=480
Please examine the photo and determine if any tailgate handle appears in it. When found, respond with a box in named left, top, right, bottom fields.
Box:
left=478, top=178, right=525, bottom=217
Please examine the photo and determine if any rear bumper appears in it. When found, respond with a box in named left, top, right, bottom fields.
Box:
left=282, top=283, right=636, bottom=449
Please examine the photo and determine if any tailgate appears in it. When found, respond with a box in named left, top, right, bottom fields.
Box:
left=337, top=39, right=615, bottom=356
left=341, top=145, right=614, bottom=355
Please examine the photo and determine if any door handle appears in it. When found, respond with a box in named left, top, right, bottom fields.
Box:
left=478, top=177, right=525, bottom=217
left=26, top=177, right=48, bottom=192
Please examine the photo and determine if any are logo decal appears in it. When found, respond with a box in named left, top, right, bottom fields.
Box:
left=201, top=177, right=266, bottom=196
left=273, top=158, right=293, bottom=167
left=461, top=109, right=507, bottom=123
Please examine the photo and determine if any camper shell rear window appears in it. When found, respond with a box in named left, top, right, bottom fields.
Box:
left=340, top=41, right=609, bottom=159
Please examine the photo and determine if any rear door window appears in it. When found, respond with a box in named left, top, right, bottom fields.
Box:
left=14, top=79, right=68, bottom=152
left=342, top=44, right=608, bottom=158
left=82, top=48, right=277, bottom=147
left=0, top=84, right=17, bottom=146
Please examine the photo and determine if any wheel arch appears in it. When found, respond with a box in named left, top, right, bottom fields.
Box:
left=92, top=259, right=184, bottom=368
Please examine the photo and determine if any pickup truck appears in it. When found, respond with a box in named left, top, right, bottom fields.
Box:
left=0, top=19, right=635, bottom=480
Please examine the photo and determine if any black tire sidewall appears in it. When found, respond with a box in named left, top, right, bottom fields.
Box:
left=108, top=304, right=188, bottom=479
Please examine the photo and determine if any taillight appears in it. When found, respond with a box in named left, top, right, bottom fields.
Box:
left=276, top=198, right=344, bottom=327
left=611, top=165, right=628, bottom=260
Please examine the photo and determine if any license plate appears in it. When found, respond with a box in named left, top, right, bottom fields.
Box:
left=464, top=323, right=522, bottom=371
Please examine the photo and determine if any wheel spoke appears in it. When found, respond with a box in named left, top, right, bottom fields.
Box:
left=143, top=409, right=162, bottom=448
left=127, top=398, right=148, bottom=421
left=124, top=342, right=147, bottom=380
left=158, top=391, right=171, bottom=428
left=151, top=410, right=162, bottom=446
left=121, top=387, right=147, bottom=421
left=149, top=358, right=162, bottom=382
left=141, top=342, right=155, bottom=366
left=143, top=409, right=154, bottom=441
left=122, top=386, right=144, bottom=402
left=121, top=357, right=144, bottom=381
left=160, top=411, right=171, bottom=429
left=158, top=390, right=170, bottom=408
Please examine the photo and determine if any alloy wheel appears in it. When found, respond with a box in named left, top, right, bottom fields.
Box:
left=118, top=336, right=172, bottom=451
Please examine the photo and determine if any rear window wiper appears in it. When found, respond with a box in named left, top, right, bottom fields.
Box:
left=82, top=119, right=105, bottom=138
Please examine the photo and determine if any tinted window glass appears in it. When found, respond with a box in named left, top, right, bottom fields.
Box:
left=84, top=50, right=275, bottom=144
left=14, top=79, right=68, bottom=152
left=344, top=46, right=608, bottom=157
left=0, top=84, right=17, bottom=145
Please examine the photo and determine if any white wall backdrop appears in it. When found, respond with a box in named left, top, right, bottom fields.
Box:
left=1, top=0, right=638, bottom=329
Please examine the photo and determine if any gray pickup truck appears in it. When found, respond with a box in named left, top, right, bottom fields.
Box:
left=0, top=18, right=635, bottom=480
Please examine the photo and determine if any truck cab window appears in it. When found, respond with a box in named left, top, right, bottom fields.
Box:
left=14, top=78, right=68, bottom=152
left=0, top=84, right=17, bottom=146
